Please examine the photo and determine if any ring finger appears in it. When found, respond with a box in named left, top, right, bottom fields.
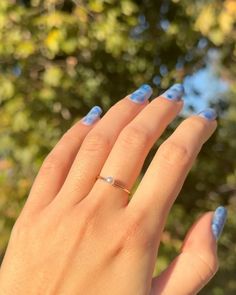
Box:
left=86, top=84, right=184, bottom=211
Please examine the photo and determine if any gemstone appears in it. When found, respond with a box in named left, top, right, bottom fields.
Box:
left=105, top=176, right=114, bottom=184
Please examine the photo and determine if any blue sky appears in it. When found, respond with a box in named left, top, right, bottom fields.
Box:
left=181, top=50, right=229, bottom=116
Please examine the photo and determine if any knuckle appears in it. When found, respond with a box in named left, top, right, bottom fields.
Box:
left=61, top=130, right=79, bottom=144
left=82, top=131, right=111, bottom=153
left=189, top=116, right=207, bottom=130
left=157, top=140, right=191, bottom=166
left=41, top=151, right=64, bottom=171
left=213, top=256, right=219, bottom=273
left=11, top=215, right=34, bottom=240
left=211, top=256, right=219, bottom=274
left=120, top=125, right=151, bottom=150
left=201, top=252, right=219, bottom=276
left=192, top=252, right=219, bottom=283
left=110, top=100, right=137, bottom=116
left=117, top=211, right=154, bottom=251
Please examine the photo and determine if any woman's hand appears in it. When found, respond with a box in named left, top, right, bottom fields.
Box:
left=0, top=84, right=227, bottom=295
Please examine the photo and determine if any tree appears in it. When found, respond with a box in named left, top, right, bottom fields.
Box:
left=0, top=1, right=235, bottom=293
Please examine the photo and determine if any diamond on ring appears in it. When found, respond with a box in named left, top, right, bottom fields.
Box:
left=105, top=176, right=114, bottom=184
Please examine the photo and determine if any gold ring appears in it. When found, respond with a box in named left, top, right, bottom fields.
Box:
left=96, top=175, right=131, bottom=195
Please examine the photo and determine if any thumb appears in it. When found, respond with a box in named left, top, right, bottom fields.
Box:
left=150, top=206, right=227, bottom=295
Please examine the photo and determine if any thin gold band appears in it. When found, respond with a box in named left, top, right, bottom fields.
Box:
left=96, top=175, right=131, bottom=195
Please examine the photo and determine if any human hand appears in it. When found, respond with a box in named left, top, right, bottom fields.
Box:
left=0, top=84, right=227, bottom=295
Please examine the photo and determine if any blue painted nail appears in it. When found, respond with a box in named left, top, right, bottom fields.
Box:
left=82, top=106, right=102, bottom=125
left=211, top=206, right=227, bottom=240
left=161, top=83, right=184, bottom=101
left=129, top=84, right=153, bottom=104
left=197, top=108, right=217, bottom=121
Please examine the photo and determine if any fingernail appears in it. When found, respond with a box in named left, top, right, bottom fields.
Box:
left=161, top=83, right=184, bottom=101
left=197, top=108, right=217, bottom=121
left=211, top=206, right=227, bottom=240
left=82, top=106, right=103, bottom=125
left=129, top=84, right=153, bottom=104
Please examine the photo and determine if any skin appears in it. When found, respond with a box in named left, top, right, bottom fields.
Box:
left=0, top=90, right=218, bottom=295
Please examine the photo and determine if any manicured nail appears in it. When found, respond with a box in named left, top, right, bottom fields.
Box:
left=82, top=106, right=102, bottom=125
left=197, top=108, right=217, bottom=121
left=129, top=84, right=153, bottom=104
left=211, top=206, right=227, bottom=240
left=161, top=83, right=184, bottom=101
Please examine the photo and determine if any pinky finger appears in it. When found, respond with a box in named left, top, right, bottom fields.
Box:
left=22, top=106, right=102, bottom=215
left=150, top=207, right=227, bottom=295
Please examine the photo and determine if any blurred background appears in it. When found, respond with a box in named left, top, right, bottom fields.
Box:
left=0, top=0, right=235, bottom=293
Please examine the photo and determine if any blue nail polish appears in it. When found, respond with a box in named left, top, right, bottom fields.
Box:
left=161, top=83, right=184, bottom=101
left=129, top=84, right=153, bottom=104
left=82, top=106, right=102, bottom=125
left=211, top=206, right=227, bottom=240
left=197, top=108, right=217, bottom=121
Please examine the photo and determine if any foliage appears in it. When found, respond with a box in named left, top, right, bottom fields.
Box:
left=0, top=0, right=236, bottom=293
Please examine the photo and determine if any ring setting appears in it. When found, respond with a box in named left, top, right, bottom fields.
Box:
left=104, top=176, right=115, bottom=184
left=96, top=175, right=131, bottom=195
